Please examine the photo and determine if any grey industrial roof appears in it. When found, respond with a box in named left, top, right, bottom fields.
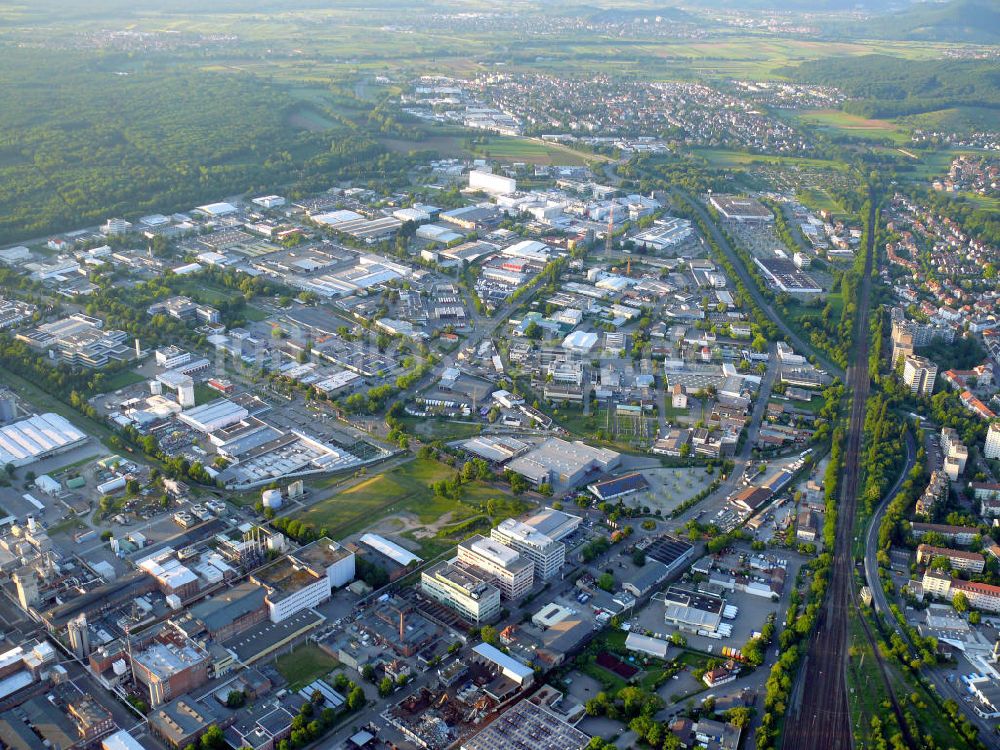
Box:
left=189, top=581, right=267, bottom=633
left=461, top=699, right=589, bottom=750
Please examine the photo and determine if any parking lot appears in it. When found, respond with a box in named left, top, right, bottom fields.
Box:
left=639, top=467, right=717, bottom=515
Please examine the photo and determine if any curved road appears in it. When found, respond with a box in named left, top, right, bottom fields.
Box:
left=863, top=431, right=917, bottom=621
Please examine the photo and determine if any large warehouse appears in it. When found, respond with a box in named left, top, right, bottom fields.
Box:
left=506, top=437, right=620, bottom=488
left=709, top=195, right=773, bottom=222
left=0, top=413, right=88, bottom=468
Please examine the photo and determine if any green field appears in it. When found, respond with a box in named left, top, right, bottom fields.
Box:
left=960, top=192, right=1000, bottom=212
left=693, top=148, right=842, bottom=169
left=796, top=187, right=847, bottom=217
left=398, top=416, right=482, bottom=441
left=469, top=136, right=597, bottom=166
left=295, top=458, right=499, bottom=539
left=243, top=305, right=271, bottom=322
left=173, top=279, right=244, bottom=306
left=275, top=643, right=339, bottom=690
left=894, top=147, right=982, bottom=181
left=194, top=383, right=222, bottom=406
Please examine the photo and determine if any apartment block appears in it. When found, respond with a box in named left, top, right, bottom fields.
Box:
left=916, top=544, right=985, bottom=573
left=985, top=422, right=1000, bottom=460
left=915, top=470, right=948, bottom=517
left=903, top=355, right=938, bottom=396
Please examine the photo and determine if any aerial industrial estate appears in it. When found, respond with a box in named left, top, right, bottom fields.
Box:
left=0, top=1, right=998, bottom=750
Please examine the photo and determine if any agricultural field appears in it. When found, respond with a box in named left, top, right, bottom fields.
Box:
left=793, top=109, right=910, bottom=144
left=692, top=148, right=841, bottom=170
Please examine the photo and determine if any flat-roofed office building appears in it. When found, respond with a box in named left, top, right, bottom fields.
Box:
left=456, top=535, right=533, bottom=599
left=421, top=561, right=500, bottom=625
left=491, top=518, right=565, bottom=581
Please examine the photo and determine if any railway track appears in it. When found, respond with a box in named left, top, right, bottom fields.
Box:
left=783, top=198, right=917, bottom=749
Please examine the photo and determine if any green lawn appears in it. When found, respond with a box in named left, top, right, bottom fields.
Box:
left=47, top=516, right=85, bottom=536
left=174, top=279, right=244, bottom=306
left=102, top=370, right=147, bottom=392
left=776, top=395, right=824, bottom=415
left=275, top=643, right=339, bottom=690
left=959, top=192, right=1000, bottom=212
left=243, top=305, right=271, bottom=322
left=470, top=136, right=594, bottom=166
left=194, top=383, right=222, bottom=406
left=558, top=408, right=609, bottom=437
left=796, top=187, right=846, bottom=218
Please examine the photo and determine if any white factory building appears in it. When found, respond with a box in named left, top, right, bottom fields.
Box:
left=468, top=170, right=516, bottom=196
left=505, top=437, right=620, bottom=489
left=177, top=399, right=249, bottom=433
left=252, top=537, right=354, bottom=622
left=0, top=413, right=88, bottom=468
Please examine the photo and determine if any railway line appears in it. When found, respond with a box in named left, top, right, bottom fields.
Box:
left=783, top=198, right=917, bottom=749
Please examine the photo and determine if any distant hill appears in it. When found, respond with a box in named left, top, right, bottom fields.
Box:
left=862, top=0, right=1000, bottom=44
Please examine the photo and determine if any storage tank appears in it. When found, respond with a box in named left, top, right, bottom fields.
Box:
left=262, top=489, right=283, bottom=510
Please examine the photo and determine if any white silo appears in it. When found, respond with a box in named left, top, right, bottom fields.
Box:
left=262, top=489, right=283, bottom=510
left=178, top=378, right=195, bottom=408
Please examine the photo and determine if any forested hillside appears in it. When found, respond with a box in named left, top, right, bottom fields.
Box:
left=0, top=49, right=399, bottom=242
left=789, top=55, right=1000, bottom=118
